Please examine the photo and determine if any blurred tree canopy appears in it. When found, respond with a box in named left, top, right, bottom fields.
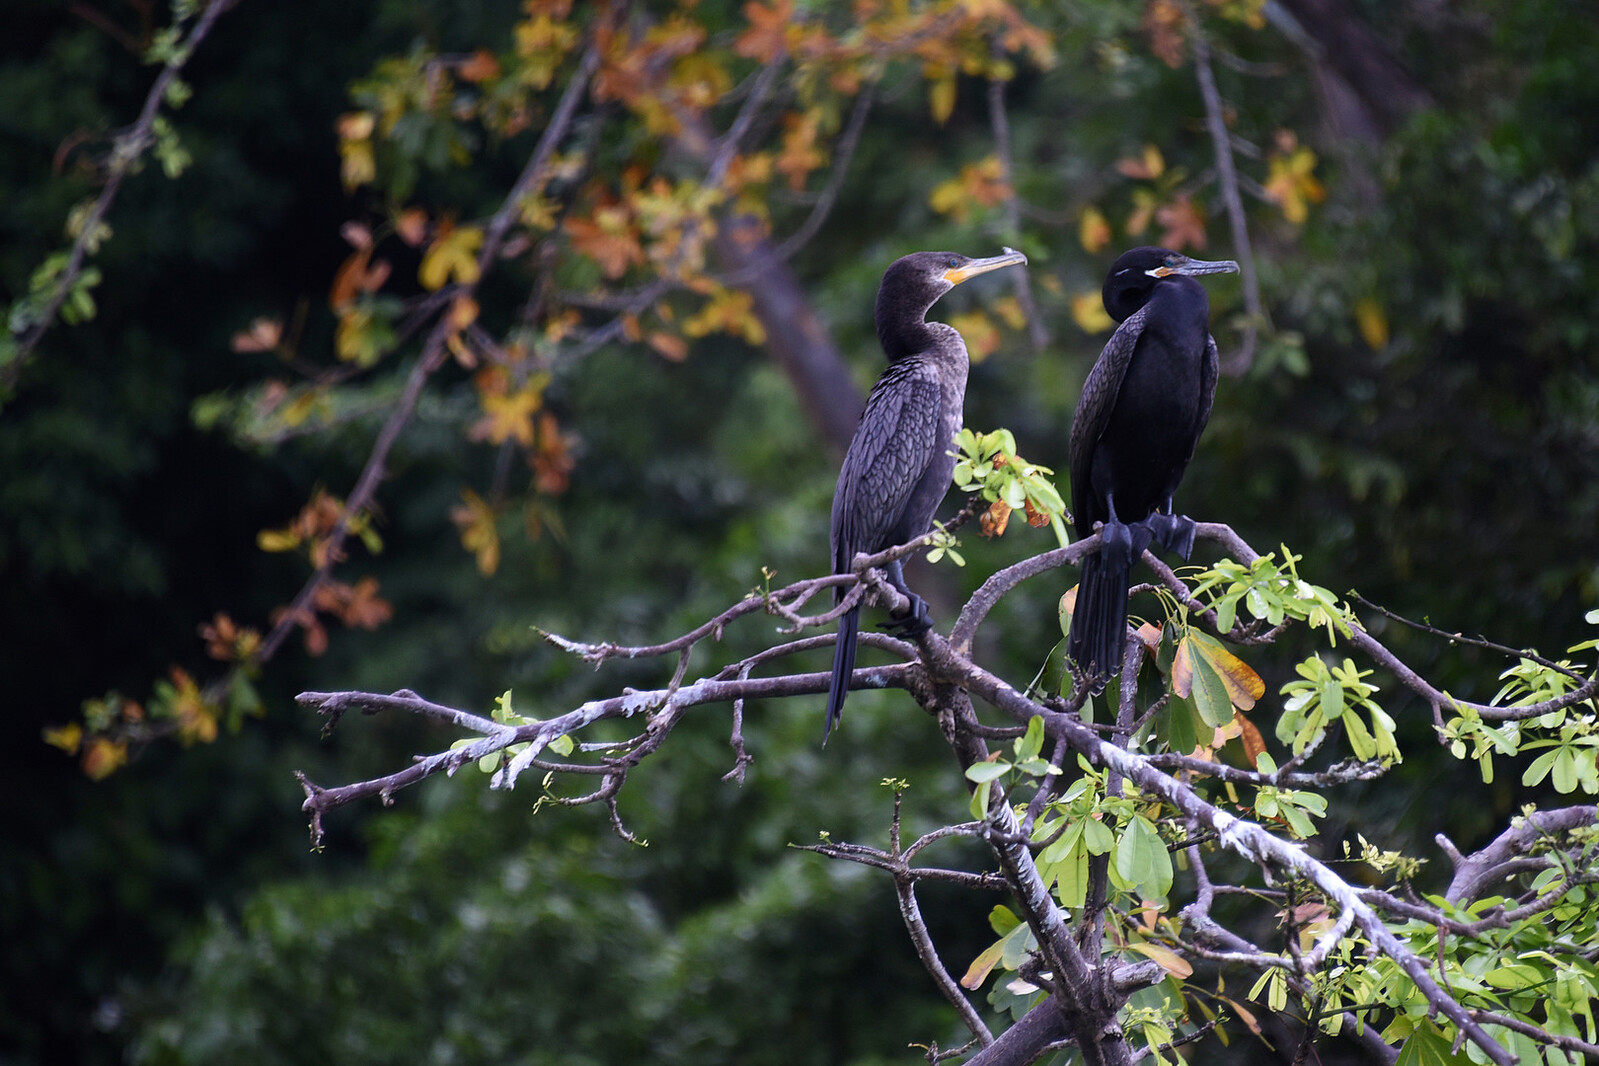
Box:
left=2, top=0, right=1597, bottom=1064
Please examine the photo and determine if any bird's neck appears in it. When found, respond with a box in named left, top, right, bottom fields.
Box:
left=877, top=312, right=941, bottom=361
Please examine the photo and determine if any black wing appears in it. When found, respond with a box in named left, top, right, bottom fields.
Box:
left=830, top=360, right=944, bottom=577
left=1067, top=304, right=1151, bottom=536
left=1181, top=332, right=1220, bottom=472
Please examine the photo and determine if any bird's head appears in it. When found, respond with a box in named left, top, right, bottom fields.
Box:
left=875, top=248, right=1028, bottom=355
left=1102, top=246, right=1239, bottom=322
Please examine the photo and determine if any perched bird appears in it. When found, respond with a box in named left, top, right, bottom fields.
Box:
left=1067, top=246, right=1238, bottom=683
left=826, top=248, right=1028, bottom=742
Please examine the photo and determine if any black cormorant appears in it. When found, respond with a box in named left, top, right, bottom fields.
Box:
left=1067, top=246, right=1238, bottom=683
left=826, top=248, right=1028, bottom=741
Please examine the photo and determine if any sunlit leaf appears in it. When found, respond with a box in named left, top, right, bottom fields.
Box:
left=1354, top=297, right=1389, bottom=350
left=419, top=223, right=484, bottom=290
left=82, top=737, right=129, bottom=781
left=948, top=309, right=1002, bottom=361
left=1116, top=143, right=1166, bottom=180
left=733, top=0, right=792, bottom=63
left=1079, top=206, right=1112, bottom=253
left=43, top=722, right=84, bottom=755
left=1071, top=290, right=1114, bottom=333
left=1127, top=941, right=1193, bottom=979
left=451, top=488, right=501, bottom=575
left=929, top=71, right=957, bottom=125
left=1263, top=136, right=1325, bottom=224
left=775, top=109, right=827, bottom=191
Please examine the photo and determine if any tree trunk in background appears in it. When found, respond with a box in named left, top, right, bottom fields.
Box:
left=1273, top=0, right=1434, bottom=143
left=713, top=215, right=865, bottom=456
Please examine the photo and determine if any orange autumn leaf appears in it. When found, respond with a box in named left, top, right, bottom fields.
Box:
left=647, top=331, right=689, bottom=361
left=734, top=0, right=793, bottom=62
left=200, top=612, right=261, bottom=663
left=980, top=500, right=1012, bottom=538
left=1174, top=631, right=1265, bottom=711
left=775, top=110, right=826, bottom=192
left=231, top=316, right=283, bottom=353
left=340, top=577, right=394, bottom=630
left=532, top=413, right=578, bottom=494
left=273, top=602, right=329, bottom=657
left=457, top=49, right=500, bottom=83
left=1156, top=192, right=1207, bottom=251
left=564, top=206, right=645, bottom=278
left=82, top=737, right=130, bottom=781
left=1116, top=143, right=1166, bottom=181
left=1143, top=0, right=1187, bottom=67
left=928, top=157, right=1011, bottom=223
left=1237, top=711, right=1268, bottom=768
left=394, top=207, right=429, bottom=246
left=311, top=577, right=392, bottom=630
left=329, top=247, right=391, bottom=310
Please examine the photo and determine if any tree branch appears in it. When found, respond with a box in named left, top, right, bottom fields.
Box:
left=256, top=39, right=604, bottom=665
left=4, top=0, right=240, bottom=391
left=1180, top=0, right=1266, bottom=375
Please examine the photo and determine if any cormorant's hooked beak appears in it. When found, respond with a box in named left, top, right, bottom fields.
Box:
left=1148, top=255, right=1239, bottom=279
left=944, top=247, right=1028, bottom=286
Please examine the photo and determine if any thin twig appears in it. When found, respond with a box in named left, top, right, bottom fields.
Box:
left=6, top=0, right=240, bottom=389
left=258, top=39, right=604, bottom=664
left=1180, top=0, right=1265, bottom=375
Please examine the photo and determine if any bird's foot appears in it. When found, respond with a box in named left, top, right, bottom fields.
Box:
left=1098, top=518, right=1152, bottom=569
left=1145, top=511, right=1197, bottom=561
left=880, top=592, right=934, bottom=637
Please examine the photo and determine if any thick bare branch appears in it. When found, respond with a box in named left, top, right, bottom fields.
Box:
left=1442, top=806, right=1598, bottom=903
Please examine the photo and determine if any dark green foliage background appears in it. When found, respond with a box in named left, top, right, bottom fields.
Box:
left=3, top=1, right=1596, bottom=1064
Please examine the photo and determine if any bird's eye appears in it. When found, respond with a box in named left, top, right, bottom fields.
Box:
left=1164, top=255, right=1179, bottom=267
left=947, top=257, right=960, bottom=268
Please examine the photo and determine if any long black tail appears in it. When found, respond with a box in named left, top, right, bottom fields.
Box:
left=1067, top=550, right=1131, bottom=684
left=824, top=606, right=860, bottom=744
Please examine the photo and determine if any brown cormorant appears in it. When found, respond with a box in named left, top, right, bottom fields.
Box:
left=826, top=248, right=1028, bottom=741
left=1067, top=246, right=1238, bottom=683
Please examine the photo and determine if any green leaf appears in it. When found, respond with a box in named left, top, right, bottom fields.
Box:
left=1395, top=1022, right=1472, bottom=1066
left=1017, top=713, right=1045, bottom=762
left=970, top=777, right=994, bottom=820
left=965, top=760, right=1011, bottom=784
left=1113, top=816, right=1172, bottom=898
left=1082, top=816, right=1115, bottom=855
left=1523, top=748, right=1561, bottom=788
left=1163, top=694, right=1199, bottom=755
